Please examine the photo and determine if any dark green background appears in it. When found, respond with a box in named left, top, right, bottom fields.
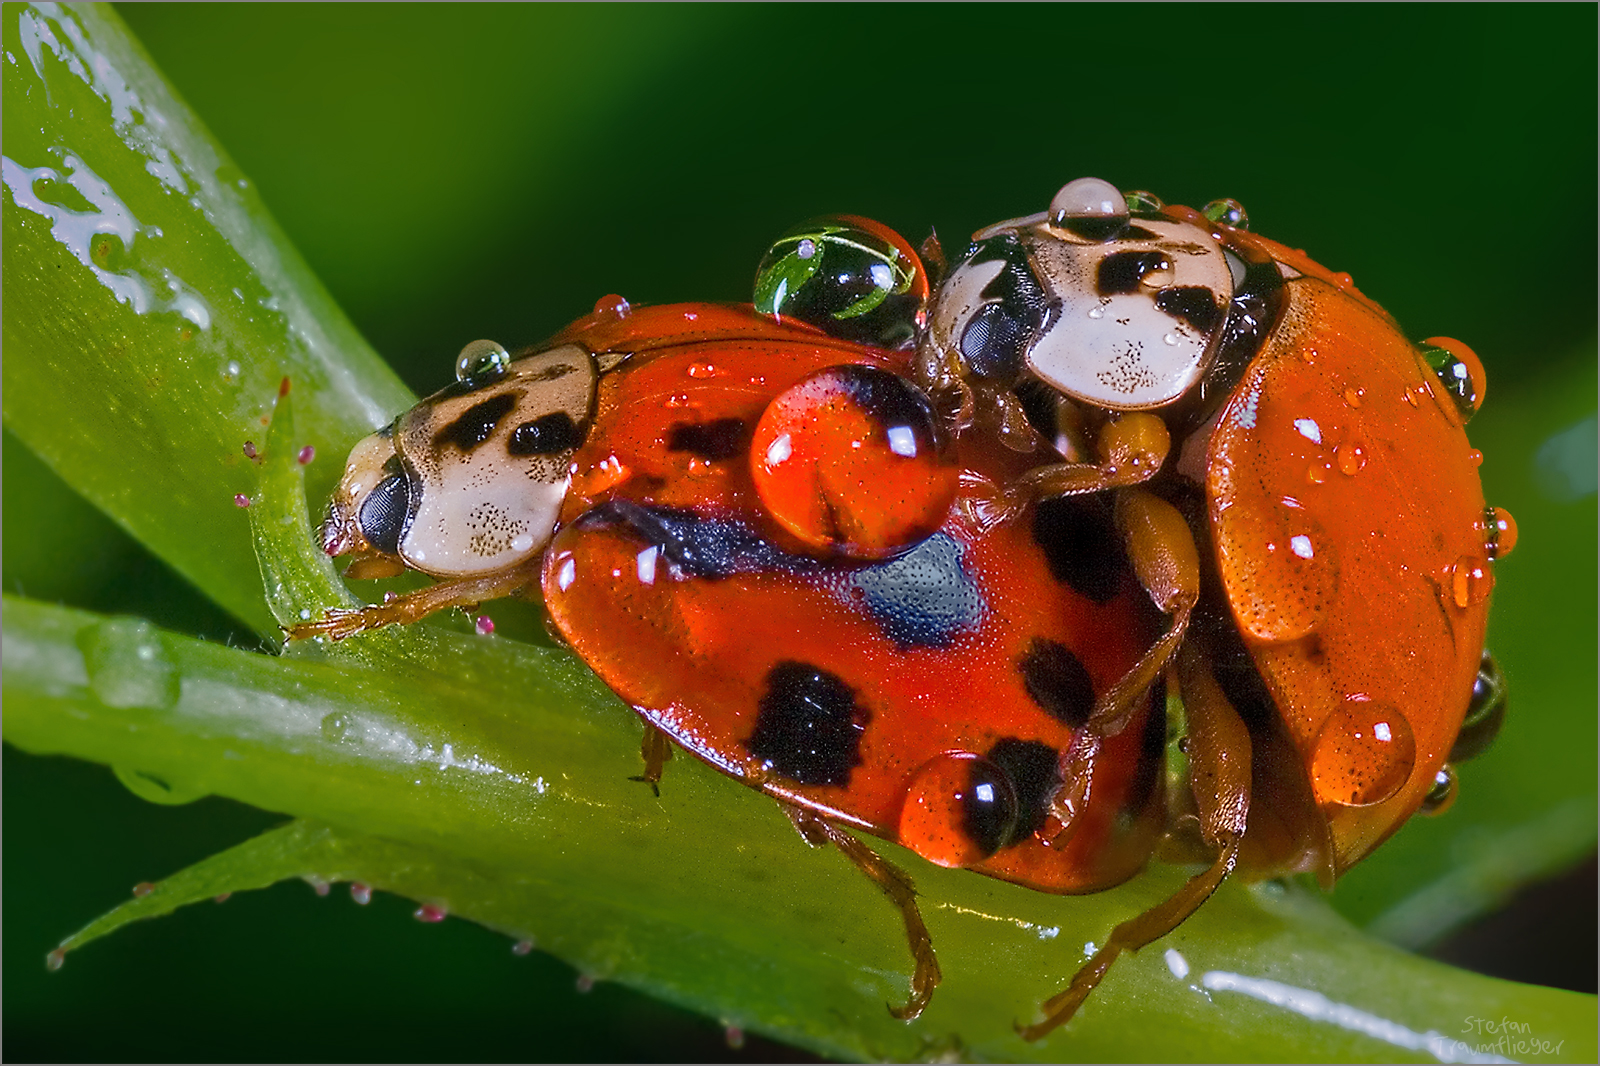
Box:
left=5, top=4, right=1596, bottom=1061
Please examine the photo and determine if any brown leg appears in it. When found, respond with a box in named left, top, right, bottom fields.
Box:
left=1021, top=642, right=1253, bottom=1040
left=1012, top=411, right=1171, bottom=501
left=628, top=723, right=674, bottom=796
left=782, top=805, right=942, bottom=1021
left=285, top=559, right=542, bottom=642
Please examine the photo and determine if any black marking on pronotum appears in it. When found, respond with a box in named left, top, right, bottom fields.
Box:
left=572, top=500, right=821, bottom=580
left=846, top=533, right=983, bottom=649
left=435, top=392, right=518, bottom=452
left=958, top=757, right=1018, bottom=859
left=983, top=737, right=1062, bottom=845
left=1180, top=252, right=1286, bottom=431
left=1122, top=676, right=1168, bottom=819
left=1153, top=285, right=1223, bottom=333
left=747, top=662, right=869, bottom=787
left=1019, top=638, right=1096, bottom=728
left=508, top=412, right=583, bottom=456
left=958, top=235, right=1049, bottom=384
left=1032, top=493, right=1128, bottom=604
left=1097, top=251, right=1170, bottom=295
left=667, top=417, right=749, bottom=460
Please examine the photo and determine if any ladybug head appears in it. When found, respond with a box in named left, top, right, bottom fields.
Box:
left=925, top=177, right=1244, bottom=412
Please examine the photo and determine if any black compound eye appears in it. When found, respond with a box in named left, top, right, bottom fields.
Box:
left=357, top=473, right=411, bottom=556
left=960, top=303, right=1029, bottom=383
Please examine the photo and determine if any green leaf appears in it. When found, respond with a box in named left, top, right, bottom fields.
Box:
left=3, top=3, right=1595, bottom=1062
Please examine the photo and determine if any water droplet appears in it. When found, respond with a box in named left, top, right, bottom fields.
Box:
left=297, top=445, right=315, bottom=465
left=1310, top=699, right=1416, bottom=806
left=1218, top=499, right=1336, bottom=643
left=1484, top=506, right=1517, bottom=559
left=1468, top=448, right=1483, bottom=467
left=79, top=618, right=180, bottom=710
left=1418, top=336, right=1486, bottom=422
left=1087, top=306, right=1104, bottom=320
left=685, top=362, right=719, bottom=378
left=413, top=903, right=448, bottom=923
left=724, top=1025, right=746, bottom=1050
left=1201, top=197, right=1248, bottom=230
left=350, top=883, right=373, bottom=905
left=1419, top=765, right=1458, bottom=816
left=320, top=711, right=353, bottom=742
left=234, top=493, right=251, bottom=508
left=1050, top=177, right=1129, bottom=237
left=512, top=938, right=534, bottom=956
left=1335, top=442, right=1366, bottom=475
left=133, top=881, right=156, bottom=898
left=1163, top=332, right=1178, bottom=346
left=454, top=339, right=511, bottom=383
left=1307, top=462, right=1329, bottom=485
left=1449, top=554, right=1493, bottom=608
left=593, top=293, right=630, bottom=318
left=899, top=752, right=1020, bottom=867
left=113, top=765, right=205, bottom=805
left=46, top=949, right=65, bottom=972
left=1123, top=189, right=1164, bottom=214
left=1403, top=387, right=1420, bottom=408
left=382, top=591, right=398, bottom=604
left=242, top=440, right=257, bottom=460
left=225, top=361, right=241, bottom=379
left=796, top=237, right=817, bottom=259
left=1451, top=651, right=1508, bottom=763
left=1343, top=386, right=1364, bottom=408
left=305, top=876, right=330, bottom=897
left=1333, top=272, right=1354, bottom=289
left=475, top=615, right=495, bottom=636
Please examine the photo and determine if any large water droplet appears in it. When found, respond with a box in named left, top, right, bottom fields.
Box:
left=1310, top=699, right=1416, bottom=807
left=1220, top=499, right=1336, bottom=643
left=454, top=339, right=511, bottom=383
left=113, top=765, right=206, bottom=805
left=77, top=618, right=180, bottom=710
left=1450, top=651, right=1507, bottom=763
left=1418, top=336, right=1485, bottom=423
left=899, top=752, right=1020, bottom=867
left=321, top=711, right=353, bottom=743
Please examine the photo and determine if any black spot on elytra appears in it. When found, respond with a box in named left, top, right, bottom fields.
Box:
left=1122, top=676, right=1167, bottom=819
left=435, top=392, right=518, bottom=452
left=1032, top=494, right=1128, bottom=603
left=1097, top=251, right=1170, bottom=295
left=1019, top=638, right=1096, bottom=728
left=667, top=417, right=749, bottom=460
left=984, top=737, right=1062, bottom=844
left=846, top=533, right=983, bottom=649
left=573, top=501, right=819, bottom=579
left=508, top=412, right=582, bottom=456
left=1154, top=286, right=1223, bottom=333
left=747, top=662, right=868, bottom=787
left=959, top=758, right=1020, bottom=858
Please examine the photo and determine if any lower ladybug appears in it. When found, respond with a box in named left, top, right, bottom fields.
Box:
left=291, top=189, right=1512, bottom=1036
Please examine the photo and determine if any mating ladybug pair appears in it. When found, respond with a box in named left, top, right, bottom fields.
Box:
left=290, top=178, right=1513, bottom=1036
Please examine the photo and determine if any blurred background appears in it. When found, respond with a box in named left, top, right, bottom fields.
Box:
left=5, top=4, right=1595, bottom=1060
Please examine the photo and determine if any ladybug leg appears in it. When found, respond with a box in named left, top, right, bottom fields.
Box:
left=1021, top=642, right=1252, bottom=1039
left=781, top=805, right=942, bottom=1021
left=627, top=723, right=674, bottom=797
left=1048, top=489, right=1198, bottom=844
left=1012, top=411, right=1171, bottom=502
left=285, top=559, right=541, bottom=642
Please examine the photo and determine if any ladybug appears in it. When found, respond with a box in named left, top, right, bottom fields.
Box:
left=290, top=189, right=1512, bottom=1036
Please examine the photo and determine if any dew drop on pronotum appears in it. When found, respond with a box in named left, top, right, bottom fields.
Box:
left=1310, top=699, right=1416, bottom=807
left=454, top=339, right=512, bottom=383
